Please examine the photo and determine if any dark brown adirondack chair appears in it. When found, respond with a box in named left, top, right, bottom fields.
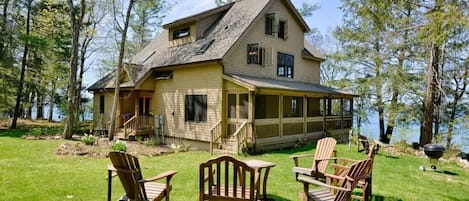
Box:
left=199, top=155, right=259, bottom=201
left=109, top=152, right=177, bottom=201
left=298, top=159, right=371, bottom=201
left=291, top=137, right=337, bottom=180
left=329, top=145, right=377, bottom=201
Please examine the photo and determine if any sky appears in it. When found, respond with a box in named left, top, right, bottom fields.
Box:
left=163, top=0, right=343, bottom=34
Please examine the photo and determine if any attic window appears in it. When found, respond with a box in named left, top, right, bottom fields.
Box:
left=247, top=43, right=263, bottom=65
left=154, top=71, right=173, bottom=80
left=265, top=13, right=275, bottom=35
left=173, top=27, right=190, bottom=40
left=265, top=13, right=287, bottom=40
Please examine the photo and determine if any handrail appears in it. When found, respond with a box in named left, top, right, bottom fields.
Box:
left=233, top=122, right=251, bottom=154
left=209, top=120, right=222, bottom=155
left=123, top=115, right=136, bottom=127
left=123, top=115, right=137, bottom=138
left=232, top=122, right=248, bottom=137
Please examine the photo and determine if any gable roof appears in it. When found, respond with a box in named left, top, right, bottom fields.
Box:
left=88, top=0, right=320, bottom=91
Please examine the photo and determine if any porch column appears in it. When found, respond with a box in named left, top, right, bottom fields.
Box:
left=303, top=96, right=307, bottom=135
left=340, top=98, right=344, bottom=129
left=350, top=99, right=354, bottom=128
left=135, top=91, right=140, bottom=129
left=249, top=92, right=255, bottom=141
left=279, top=95, right=283, bottom=137
left=323, top=96, right=327, bottom=134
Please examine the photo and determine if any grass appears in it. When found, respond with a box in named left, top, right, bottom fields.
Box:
left=1, top=129, right=469, bottom=201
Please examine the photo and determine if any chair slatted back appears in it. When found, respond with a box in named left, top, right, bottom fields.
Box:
left=199, top=155, right=257, bottom=201
left=334, top=159, right=371, bottom=201
left=312, top=137, right=337, bottom=173
left=109, top=152, right=147, bottom=201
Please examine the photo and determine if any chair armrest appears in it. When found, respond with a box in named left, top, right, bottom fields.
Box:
left=291, top=154, right=315, bottom=167
left=290, top=154, right=316, bottom=159
left=324, top=173, right=346, bottom=181
left=140, top=170, right=177, bottom=183
left=107, top=164, right=118, bottom=179
left=330, top=163, right=350, bottom=170
left=335, top=157, right=358, bottom=164
left=298, top=175, right=351, bottom=192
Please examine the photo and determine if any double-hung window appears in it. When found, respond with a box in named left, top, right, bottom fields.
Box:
left=277, top=52, right=294, bottom=78
left=247, top=43, right=263, bottom=65
left=185, top=95, right=207, bottom=122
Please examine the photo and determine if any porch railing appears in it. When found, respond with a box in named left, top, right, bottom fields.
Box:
left=123, top=115, right=137, bottom=138
left=233, top=122, right=252, bottom=154
left=209, top=120, right=222, bottom=155
left=123, top=115, right=153, bottom=138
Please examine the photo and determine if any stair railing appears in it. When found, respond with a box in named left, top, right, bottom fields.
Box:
left=209, top=120, right=222, bottom=155
left=232, top=122, right=252, bottom=154
left=123, top=115, right=136, bottom=138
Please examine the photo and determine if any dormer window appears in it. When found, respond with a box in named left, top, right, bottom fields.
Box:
left=173, top=27, right=190, bottom=40
left=247, top=43, right=263, bottom=65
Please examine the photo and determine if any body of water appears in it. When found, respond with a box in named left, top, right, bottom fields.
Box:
left=360, top=112, right=469, bottom=153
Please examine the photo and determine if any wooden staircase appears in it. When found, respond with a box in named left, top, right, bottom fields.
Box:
left=210, top=121, right=253, bottom=155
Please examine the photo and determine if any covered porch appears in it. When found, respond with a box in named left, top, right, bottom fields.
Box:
left=117, top=90, right=154, bottom=139
left=211, top=74, right=356, bottom=153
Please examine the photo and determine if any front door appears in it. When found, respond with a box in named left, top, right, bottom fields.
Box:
left=227, top=93, right=249, bottom=135
left=138, top=97, right=151, bottom=116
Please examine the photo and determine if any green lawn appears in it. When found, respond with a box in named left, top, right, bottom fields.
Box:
left=1, top=129, right=469, bottom=201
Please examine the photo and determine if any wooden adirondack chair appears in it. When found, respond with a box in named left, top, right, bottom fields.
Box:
left=199, top=155, right=260, bottom=201
left=109, top=152, right=177, bottom=201
left=291, top=137, right=337, bottom=180
left=297, top=159, right=371, bottom=201
left=329, top=145, right=377, bottom=201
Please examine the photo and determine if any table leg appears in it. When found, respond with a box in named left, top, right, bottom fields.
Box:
left=262, top=168, right=271, bottom=200
left=107, top=169, right=112, bottom=201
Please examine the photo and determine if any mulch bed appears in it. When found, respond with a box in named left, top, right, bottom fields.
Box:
left=55, top=138, right=174, bottom=158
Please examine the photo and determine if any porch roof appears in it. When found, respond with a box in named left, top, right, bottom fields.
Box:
left=225, top=74, right=358, bottom=98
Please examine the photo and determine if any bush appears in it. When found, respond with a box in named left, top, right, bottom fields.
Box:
left=144, top=138, right=160, bottom=147
left=81, top=134, right=97, bottom=146
left=111, top=140, right=128, bottom=152
left=29, top=128, right=42, bottom=137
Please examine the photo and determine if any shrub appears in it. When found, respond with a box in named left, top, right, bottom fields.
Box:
left=111, top=140, right=128, bottom=152
left=144, top=137, right=160, bottom=147
left=81, top=134, right=97, bottom=146
left=29, top=128, right=42, bottom=137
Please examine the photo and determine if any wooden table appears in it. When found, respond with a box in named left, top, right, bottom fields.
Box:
left=243, top=159, right=276, bottom=201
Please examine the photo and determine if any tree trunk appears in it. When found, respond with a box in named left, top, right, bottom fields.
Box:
left=385, top=15, right=410, bottom=142
left=27, top=91, right=34, bottom=119
left=63, top=0, right=86, bottom=139
left=48, top=79, right=56, bottom=122
left=11, top=0, right=31, bottom=128
left=108, top=0, right=136, bottom=141
left=420, top=43, right=439, bottom=146
left=36, top=92, right=44, bottom=120
left=0, top=0, right=10, bottom=58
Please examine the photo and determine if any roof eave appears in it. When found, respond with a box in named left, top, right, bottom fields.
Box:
left=162, top=2, right=234, bottom=29
left=302, top=51, right=326, bottom=62
left=283, top=0, right=311, bottom=32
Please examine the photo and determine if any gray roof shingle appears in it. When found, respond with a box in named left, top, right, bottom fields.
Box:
left=227, top=74, right=357, bottom=97
left=88, top=0, right=324, bottom=92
